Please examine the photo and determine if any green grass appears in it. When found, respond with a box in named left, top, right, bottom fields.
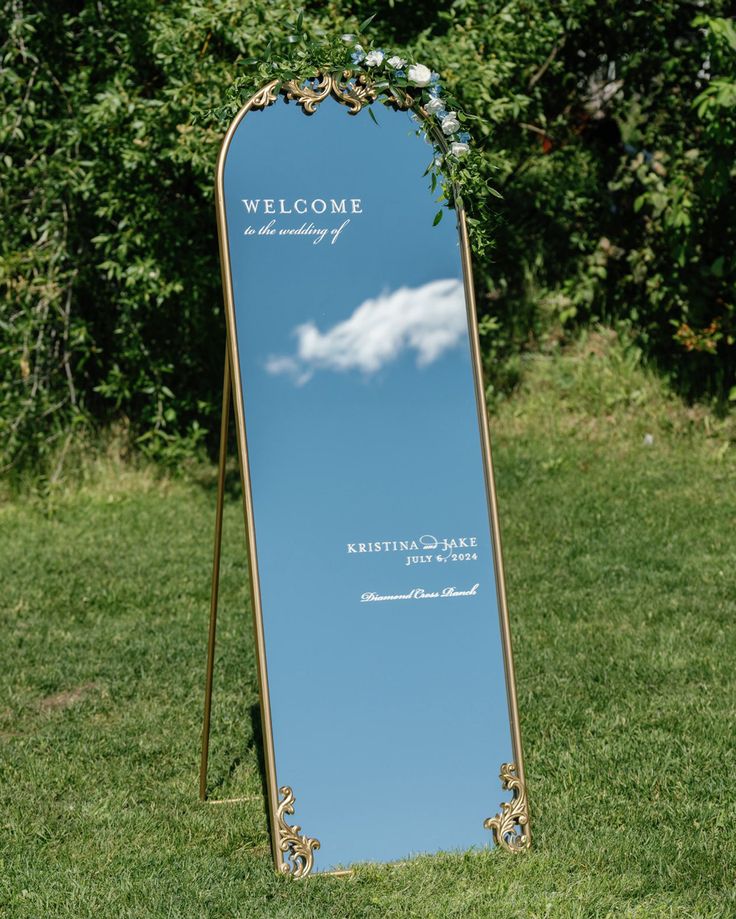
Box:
left=2, top=334, right=735, bottom=918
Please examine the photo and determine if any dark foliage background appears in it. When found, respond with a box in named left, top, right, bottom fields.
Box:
left=2, top=0, right=734, bottom=478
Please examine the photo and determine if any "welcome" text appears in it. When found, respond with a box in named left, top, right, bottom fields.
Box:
left=241, top=198, right=363, bottom=215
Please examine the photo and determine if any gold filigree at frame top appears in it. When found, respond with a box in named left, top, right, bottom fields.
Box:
left=249, top=72, right=414, bottom=116
left=484, top=762, right=531, bottom=853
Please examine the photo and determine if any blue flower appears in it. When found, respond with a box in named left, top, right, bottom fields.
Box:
left=458, top=131, right=471, bottom=143
left=394, top=69, right=405, bottom=79
left=351, top=43, right=365, bottom=64
left=428, top=83, right=443, bottom=98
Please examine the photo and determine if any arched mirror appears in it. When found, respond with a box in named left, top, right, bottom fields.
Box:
left=215, top=75, right=530, bottom=877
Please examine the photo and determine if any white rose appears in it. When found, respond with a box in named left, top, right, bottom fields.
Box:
left=387, top=55, right=406, bottom=68
left=425, top=96, right=445, bottom=115
left=450, top=141, right=469, bottom=157
left=441, top=111, right=460, bottom=134
left=364, top=50, right=385, bottom=67
left=407, top=63, right=432, bottom=86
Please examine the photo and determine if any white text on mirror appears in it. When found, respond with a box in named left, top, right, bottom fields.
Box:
left=241, top=198, right=363, bottom=215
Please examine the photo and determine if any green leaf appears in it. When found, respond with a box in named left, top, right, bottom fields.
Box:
left=433, top=209, right=444, bottom=226
left=359, top=13, right=377, bottom=31
left=367, top=105, right=379, bottom=126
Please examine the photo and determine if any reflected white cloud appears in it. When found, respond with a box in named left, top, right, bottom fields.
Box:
left=266, top=278, right=466, bottom=384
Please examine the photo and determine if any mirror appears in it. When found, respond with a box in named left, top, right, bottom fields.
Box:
left=216, top=79, right=529, bottom=876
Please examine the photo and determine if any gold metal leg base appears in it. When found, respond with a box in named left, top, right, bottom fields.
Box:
left=199, top=346, right=232, bottom=802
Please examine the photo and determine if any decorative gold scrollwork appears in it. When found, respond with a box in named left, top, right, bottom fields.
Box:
left=283, top=73, right=335, bottom=113
left=250, top=79, right=281, bottom=110
left=281, top=71, right=413, bottom=115
left=245, top=72, right=415, bottom=117
left=484, top=762, right=531, bottom=853
left=276, top=785, right=321, bottom=879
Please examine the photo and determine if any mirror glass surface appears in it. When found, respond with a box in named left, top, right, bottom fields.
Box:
left=222, top=95, right=516, bottom=872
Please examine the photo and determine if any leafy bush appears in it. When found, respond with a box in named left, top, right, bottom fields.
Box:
left=1, top=0, right=734, bottom=479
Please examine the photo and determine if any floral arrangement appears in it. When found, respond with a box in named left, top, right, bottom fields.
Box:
left=348, top=42, right=471, bottom=160
left=200, top=19, right=497, bottom=255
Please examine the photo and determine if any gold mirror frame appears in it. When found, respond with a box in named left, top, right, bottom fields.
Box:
left=211, top=73, right=532, bottom=877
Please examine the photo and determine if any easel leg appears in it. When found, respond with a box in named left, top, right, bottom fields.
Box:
left=199, top=347, right=231, bottom=801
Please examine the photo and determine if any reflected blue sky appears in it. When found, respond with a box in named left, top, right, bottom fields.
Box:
left=222, top=96, right=515, bottom=872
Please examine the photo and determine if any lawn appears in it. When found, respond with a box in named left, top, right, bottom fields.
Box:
left=1, top=336, right=735, bottom=918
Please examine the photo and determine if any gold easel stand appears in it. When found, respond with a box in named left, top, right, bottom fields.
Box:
left=199, top=348, right=231, bottom=801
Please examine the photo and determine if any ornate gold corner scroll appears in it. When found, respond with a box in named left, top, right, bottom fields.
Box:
left=484, top=762, right=531, bottom=853
left=276, top=785, right=321, bottom=879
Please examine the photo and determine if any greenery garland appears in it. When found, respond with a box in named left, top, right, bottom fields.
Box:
left=199, top=20, right=499, bottom=257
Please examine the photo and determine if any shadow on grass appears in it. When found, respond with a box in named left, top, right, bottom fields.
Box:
left=248, top=702, right=271, bottom=824
left=202, top=701, right=270, bottom=831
